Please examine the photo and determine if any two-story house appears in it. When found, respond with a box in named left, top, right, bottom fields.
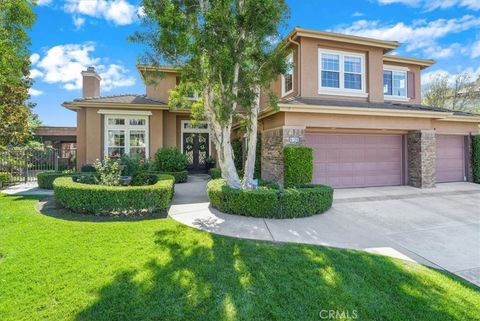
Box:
left=63, top=27, right=480, bottom=188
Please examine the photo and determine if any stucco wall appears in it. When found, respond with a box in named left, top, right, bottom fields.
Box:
left=146, top=73, right=178, bottom=102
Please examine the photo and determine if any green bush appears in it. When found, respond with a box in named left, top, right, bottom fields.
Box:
left=232, top=139, right=243, bottom=170
left=207, top=179, right=333, bottom=218
left=81, top=164, right=96, bottom=173
left=473, top=135, right=480, bottom=184
left=94, top=157, right=121, bottom=186
left=154, top=147, right=188, bottom=172
left=120, top=154, right=152, bottom=176
left=37, top=171, right=72, bottom=189
left=72, top=173, right=97, bottom=185
left=131, top=172, right=159, bottom=186
left=149, top=170, right=188, bottom=183
left=210, top=168, right=222, bottom=179
left=0, top=172, right=10, bottom=185
left=53, top=175, right=175, bottom=215
left=284, top=146, right=313, bottom=188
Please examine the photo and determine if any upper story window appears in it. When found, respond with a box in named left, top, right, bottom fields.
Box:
left=383, top=67, right=407, bottom=99
left=319, top=49, right=366, bottom=96
left=281, top=53, right=294, bottom=97
left=104, top=115, right=149, bottom=158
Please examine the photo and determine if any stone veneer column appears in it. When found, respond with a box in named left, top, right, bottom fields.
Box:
left=261, top=126, right=305, bottom=185
left=466, top=135, right=474, bottom=182
left=407, top=130, right=436, bottom=188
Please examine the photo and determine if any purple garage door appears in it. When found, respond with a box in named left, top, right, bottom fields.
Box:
left=436, top=135, right=465, bottom=183
left=305, top=133, right=403, bottom=188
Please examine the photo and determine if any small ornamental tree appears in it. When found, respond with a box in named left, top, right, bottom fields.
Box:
left=132, top=0, right=289, bottom=188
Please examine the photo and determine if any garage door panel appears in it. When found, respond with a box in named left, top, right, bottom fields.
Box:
left=436, top=135, right=465, bottom=183
left=306, top=133, right=403, bottom=188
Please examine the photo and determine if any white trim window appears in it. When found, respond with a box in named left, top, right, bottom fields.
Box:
left=104, top=115, right=149, bottom=158
left=281, top=53, right=294, bottom=97
left=383, top=67, right=407, bottom=100
left=318, top=49, right=366, bottom=97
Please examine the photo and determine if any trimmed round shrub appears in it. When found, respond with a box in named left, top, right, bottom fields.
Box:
left=207, top=179, right=333, bottom=218
left=284, top=146, right=313, bottom=188
left=149, top=170, right=188, bottom=183
left=472, top=135, right=480, bottom=184
left=53, top=174, right=175, bottom=215
left=37, top=171, right=72, bottom=189
left=154, top=147, right=188, bottom=172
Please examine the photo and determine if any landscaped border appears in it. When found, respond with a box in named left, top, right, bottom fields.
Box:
left=207, top=179, right=333, bottom=218
left=53, top=174, right=175, bottom=215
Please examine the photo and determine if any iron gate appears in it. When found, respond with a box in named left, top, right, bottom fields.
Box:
left=0, top=147, right=76, bottom=184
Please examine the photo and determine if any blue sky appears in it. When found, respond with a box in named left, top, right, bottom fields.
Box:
left=29, top=0, right=480, bottom=126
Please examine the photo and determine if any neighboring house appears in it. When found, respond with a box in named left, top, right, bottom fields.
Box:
left=63, top=27, right=480, bottom=188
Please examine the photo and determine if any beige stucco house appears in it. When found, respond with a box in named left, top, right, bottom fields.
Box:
left=63, top=27, right=480, bottom=188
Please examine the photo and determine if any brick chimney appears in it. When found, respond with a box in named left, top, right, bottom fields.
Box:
left=81, top=66, right=101, bottom=98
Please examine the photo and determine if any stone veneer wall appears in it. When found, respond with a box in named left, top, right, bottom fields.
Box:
left=407, top=130, right=436, bottom=188
left=261, top=126, right=305, bottom=185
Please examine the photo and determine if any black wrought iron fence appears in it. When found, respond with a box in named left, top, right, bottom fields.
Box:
left=0, top=147, right=76, bottom=184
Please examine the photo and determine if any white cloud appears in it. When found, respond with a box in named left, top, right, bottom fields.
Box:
left=72, top=15, right=85, bottom=29
left=36, top=0, right=53, bottom=6
left=422, top=66, right=480, bottom=86
left=30, top=43, right=135, bottom=92
left=64, top=0, right=138, bottom=26
left=376, top=0, right=480, bottom=10
left=29, top=88, right=44, bottom=96
left=423, top=43, right=461, bottom=59
left=30, top=53, right=40, bottom=65
left=334, top=15, right=480, bottom=53
left=471, top=40, right=480, bottom=58
left=351, top=11, right=364, bottom=17
left=30, top=69, right=44, bottom=79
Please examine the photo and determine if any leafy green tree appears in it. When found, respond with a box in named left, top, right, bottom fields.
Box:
left=423, top=72, right=480, bottom=112
left=0, top=0, right=36, bottom=146
left=132, top=0, right=289, bottom=188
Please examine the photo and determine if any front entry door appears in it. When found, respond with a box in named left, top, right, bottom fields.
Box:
left=183, top=133, right=209, bottom=172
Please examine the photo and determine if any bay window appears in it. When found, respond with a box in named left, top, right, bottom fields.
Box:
left=319, top=49, right=365, bottom=96
left=104, top=115, right=149, bottom=158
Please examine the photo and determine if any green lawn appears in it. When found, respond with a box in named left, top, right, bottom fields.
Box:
left=0, top=194, right=479, bottom=321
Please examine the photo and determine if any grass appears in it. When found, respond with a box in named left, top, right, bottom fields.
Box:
left=0, top=194, right=479, bottom=321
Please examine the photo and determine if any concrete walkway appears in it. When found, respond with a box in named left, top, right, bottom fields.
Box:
left=1, top=182, right=53, bottom=196
left=169, top=177, right=480, bottom=286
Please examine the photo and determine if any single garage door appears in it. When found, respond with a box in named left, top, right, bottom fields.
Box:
left=305, top=133, right=403, bottom=188
left=436, top=135, right=465, bottom=183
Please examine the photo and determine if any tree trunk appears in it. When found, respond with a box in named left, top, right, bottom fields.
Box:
left=243, top=85, right=260, bottom=184
left=203, top=86, right=242, bottom=189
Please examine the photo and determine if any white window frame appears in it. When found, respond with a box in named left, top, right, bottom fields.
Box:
left=103, top=114, right=150, bottom=158
left=281, top=53, right=294, bottom=97
left=180, top=120, right=212, bottom=157
left=383, top=65, right=409, bottom=101
left=318, top=48, right=367, bottom=97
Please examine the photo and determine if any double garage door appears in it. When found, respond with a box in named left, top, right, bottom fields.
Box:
left=305, top=133, right=465, bottom=188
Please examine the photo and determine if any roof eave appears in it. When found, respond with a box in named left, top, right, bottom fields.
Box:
left=290, top=27, right=400, bottom=52
left=62, top=101, right=169, bottom=110
left=383, top=55, right=436, bottom=69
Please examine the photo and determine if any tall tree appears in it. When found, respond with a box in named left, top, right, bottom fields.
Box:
left=0, top=0, right=36, bottom=146
left=423, top=72, right=480, bottom=112
left=132, top=0, right=289, bottom=188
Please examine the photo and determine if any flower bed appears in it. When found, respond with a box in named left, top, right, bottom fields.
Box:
left=207, top=179, right=333, bottom=218
left=53, top=174, right=175, bottom=215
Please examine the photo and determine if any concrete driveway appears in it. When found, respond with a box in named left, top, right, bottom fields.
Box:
left=170, top=177, right=480, bottom=286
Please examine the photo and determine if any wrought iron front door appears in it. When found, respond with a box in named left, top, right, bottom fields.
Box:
left=183, top=133, right=209, bottom=172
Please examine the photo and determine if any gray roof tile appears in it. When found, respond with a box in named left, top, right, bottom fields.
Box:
left=73, top=94, right=167, bottom=105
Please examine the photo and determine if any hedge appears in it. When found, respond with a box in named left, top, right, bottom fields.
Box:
left=207, top=179, right=333, bottom=218
left=0, top=172, right=10, bottom=185
left=284, top=146, right=313, bottom=188
left=473, top=135, right=480, bottom=184
left=37, top=172, right=73, bottom=189
left=210, top=168, right=222, bottom=179
left=53, top=174, right=175, bottom=215
left=149, top=170, right=188, bottom=183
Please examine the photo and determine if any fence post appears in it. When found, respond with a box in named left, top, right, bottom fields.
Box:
left=55, top=149, right=59, bottom=172
left=24, top=149, right=28, bottom=183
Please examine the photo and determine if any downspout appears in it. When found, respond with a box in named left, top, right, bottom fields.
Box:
left=287, top=35, right=301, bottom=97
